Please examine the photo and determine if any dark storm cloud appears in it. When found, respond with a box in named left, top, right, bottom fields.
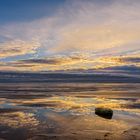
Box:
left=20, top=59, right=62, bottom=65
left=122, top=57, right=140, bottom=63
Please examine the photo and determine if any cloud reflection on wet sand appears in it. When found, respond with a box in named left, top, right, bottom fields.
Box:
left=0, top=83, right=139, bottom=140
left=0, top=111, right=39, bottom=128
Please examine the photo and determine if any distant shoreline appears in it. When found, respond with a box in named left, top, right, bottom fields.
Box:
left=0, top=71, right=140, bottom=83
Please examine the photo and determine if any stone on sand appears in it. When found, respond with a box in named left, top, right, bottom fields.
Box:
left=95, top=107, right=113, bottom=119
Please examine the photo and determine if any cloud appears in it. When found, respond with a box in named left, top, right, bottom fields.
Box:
left=122, top=57, right=140, bottom=63
left=0, top=39, right=40, bottom=58
left=0, top=54, right=140, bottom=72
left=0, top=0, right=140, bottom=71
left=50, top=0, right=140, bottom=55
left=0, top=54, right=90, bottom=71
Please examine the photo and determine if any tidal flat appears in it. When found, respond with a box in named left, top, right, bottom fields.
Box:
left=0, top=82, right=140, bottom=140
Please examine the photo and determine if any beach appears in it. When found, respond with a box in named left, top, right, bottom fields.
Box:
left=1, top=0, right=140, bottom=139
left=0, top=78, right=139, bottom=140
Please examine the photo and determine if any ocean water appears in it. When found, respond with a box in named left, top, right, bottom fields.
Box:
left=0, top=73, right=140, bottom=140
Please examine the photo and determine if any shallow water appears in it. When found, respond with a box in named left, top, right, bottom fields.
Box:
left=0, top=83, right=140, bottom=140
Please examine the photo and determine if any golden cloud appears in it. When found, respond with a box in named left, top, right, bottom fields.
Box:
left=0, top=0, right=140, bottom=71
left=0, top=39, right=40, bottom=58
left=0, top=54, right=140, bottom=71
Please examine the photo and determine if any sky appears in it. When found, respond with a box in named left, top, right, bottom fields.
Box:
left=0, top=0, right=140, bottom=72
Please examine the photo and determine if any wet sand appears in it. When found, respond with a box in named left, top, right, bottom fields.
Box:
left=0, top=83, right=140, bottom=140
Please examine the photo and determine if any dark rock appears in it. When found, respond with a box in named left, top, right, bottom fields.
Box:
left=95, top=107, right=113, bottom=119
